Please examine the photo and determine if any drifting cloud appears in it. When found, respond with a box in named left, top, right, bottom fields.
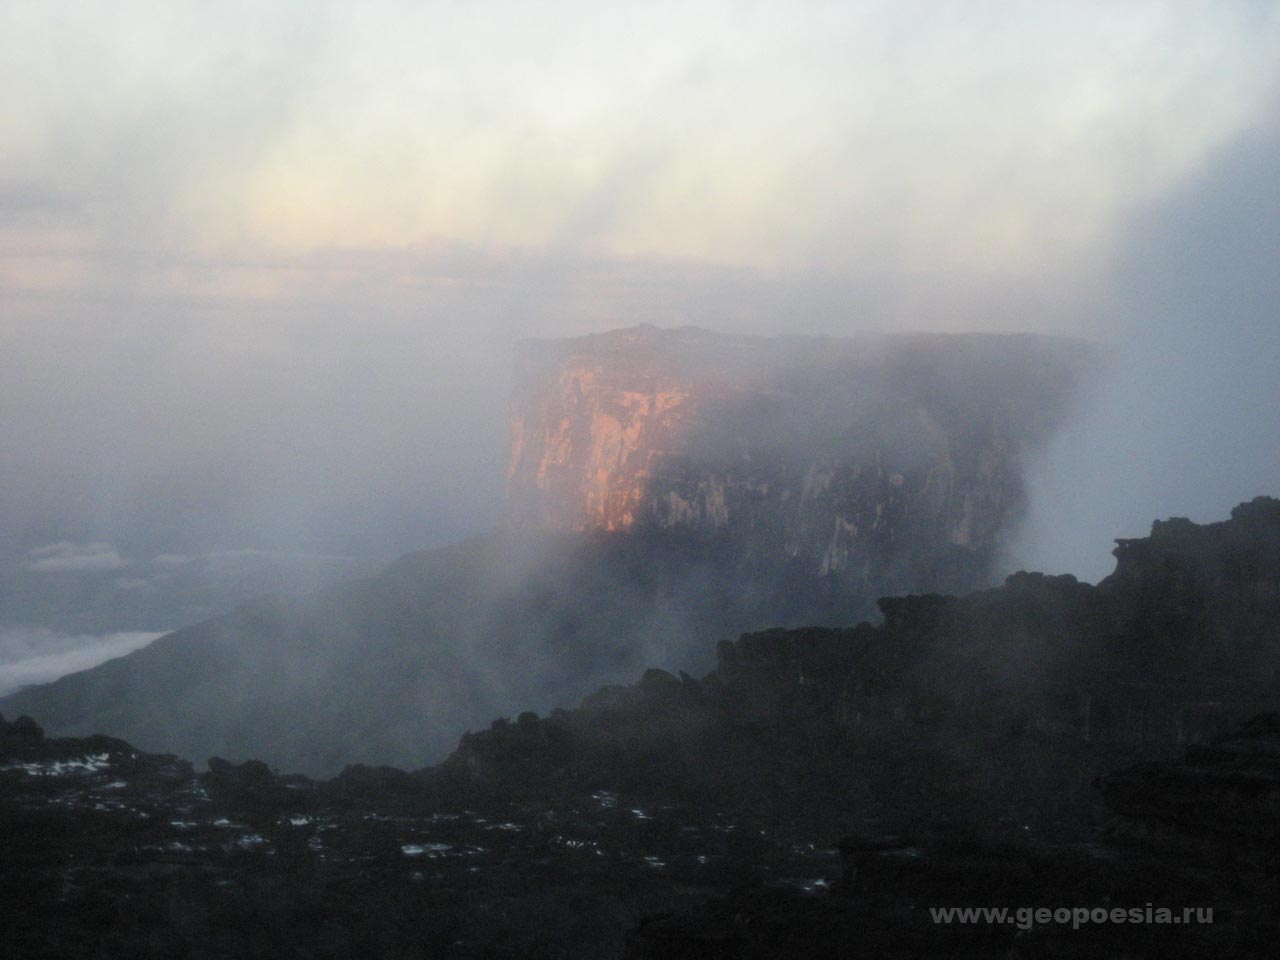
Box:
left=27, top=541, right=126, bottom=574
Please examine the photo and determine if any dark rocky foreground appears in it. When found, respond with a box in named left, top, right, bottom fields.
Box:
left=3, top=498, right=1279, bottom=957
left=2, top=708, right=1277, bottom=959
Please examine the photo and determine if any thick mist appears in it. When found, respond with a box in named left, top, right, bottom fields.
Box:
left=2, top=3, right=1278, bottom=691
left=0, top=248, right=1104, bottom=655
left=1012, top=106, right=1280, bottom=582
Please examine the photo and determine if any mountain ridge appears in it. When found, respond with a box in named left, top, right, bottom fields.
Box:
left=1, top=328, right=1096, bottom=775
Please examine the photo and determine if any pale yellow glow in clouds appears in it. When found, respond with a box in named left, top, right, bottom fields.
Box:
left=2, top=1, right=1279, bottom=291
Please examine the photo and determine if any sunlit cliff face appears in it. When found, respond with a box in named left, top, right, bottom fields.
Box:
left=503, top=327, right=1096, bottom=599
left=508, top=353, right=694, bottom=532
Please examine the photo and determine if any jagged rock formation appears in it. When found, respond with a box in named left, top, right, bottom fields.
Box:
left=1104, top=497, right=1280, bottom=684
left=443, top=498, right=1280, bottom=818
left=0, top=327, right=1093, bottom=775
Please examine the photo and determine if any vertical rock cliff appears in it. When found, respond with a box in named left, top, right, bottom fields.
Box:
left=506, top=325, right=1095, bottom=600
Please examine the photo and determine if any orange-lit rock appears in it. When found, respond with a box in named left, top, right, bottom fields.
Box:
left=506, top=325, right=1096, bottom=599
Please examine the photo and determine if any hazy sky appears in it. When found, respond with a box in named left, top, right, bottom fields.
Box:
left=5, top=2, right=1277, bottom=314
left=2, top=1, right=1279, bottom=582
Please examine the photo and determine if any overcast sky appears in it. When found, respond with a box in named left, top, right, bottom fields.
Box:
left=2, top=1, right=1278, bottom=579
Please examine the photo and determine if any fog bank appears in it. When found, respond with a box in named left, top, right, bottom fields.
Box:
left=1013, top=107, right=1280, bottom=581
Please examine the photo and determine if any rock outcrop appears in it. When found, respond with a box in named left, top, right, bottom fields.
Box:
left=507, top=325, right=1095, bottom=599
left=444, top=498, right=1280, bottom=816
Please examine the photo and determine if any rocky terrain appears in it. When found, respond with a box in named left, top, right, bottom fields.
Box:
left=444, top=497, right=1280, bottom=816
left=5, top=708, right=1274, bottom=960
left=0, top=327, right=1094, bottom=775
left=3, top=499, right=1278, bottom=958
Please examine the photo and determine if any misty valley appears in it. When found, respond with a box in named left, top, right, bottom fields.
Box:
left=2, top=327, right=1278, bottom=958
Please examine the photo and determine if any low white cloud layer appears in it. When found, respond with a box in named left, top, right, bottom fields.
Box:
left=0, top=628, right=163, bottom=698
